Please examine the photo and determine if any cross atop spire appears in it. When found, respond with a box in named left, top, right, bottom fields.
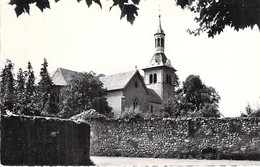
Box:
left=158, top=4, right=161, bottom=16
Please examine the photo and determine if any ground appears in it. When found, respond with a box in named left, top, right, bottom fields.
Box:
left=91, top=156, right=260, bottom=166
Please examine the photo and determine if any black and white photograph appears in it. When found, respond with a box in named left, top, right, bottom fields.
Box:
left=1, top=0, right=260, bottom=166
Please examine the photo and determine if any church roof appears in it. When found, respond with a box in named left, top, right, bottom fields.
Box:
left=51, top=68, right=79, bottom=86
left=144, top=53, right=176, bottom=71
left=51, top=68, right=162, bottom=102
left=51, top=68, right=142, bottom=92
left=99, top=70, right=137, bottom=91
left=147, top=88, right=163, bottom=104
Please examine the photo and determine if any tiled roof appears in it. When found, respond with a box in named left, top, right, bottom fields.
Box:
left=99, top=71, right=137, bottom=91
left=51, top=68, right=139, bottom=92
left=147, top=88, right=162, bottom=104
left=51, top=68, right=79, bottom=86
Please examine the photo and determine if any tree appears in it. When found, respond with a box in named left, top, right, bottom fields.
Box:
left=9, top=0, right=139, bottom=24
left=14, top=68, right=27, bottom=114
left=25, top=62, right=36, bottom=98
left=9, top=0, right=260, bottom=37
left=176, top=0, right=260, bottom=37
left=38, top=58, right=55, bottom=115
left=0, top=59, right=15, bottom=113
left=16, top=68, right=25, bottom=91
left=59, top=72, right=112, bottom=118
left=162, top=74, right=221, bottom=118
left=241, top=103, right=260, bottom=117
left=23, top=61, right=40, bottom=115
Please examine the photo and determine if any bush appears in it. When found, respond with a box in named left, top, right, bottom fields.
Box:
left=119, top=106, right=152, bottom=120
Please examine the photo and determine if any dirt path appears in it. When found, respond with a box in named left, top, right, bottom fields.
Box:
left=91, top=156, right=260, bottom=166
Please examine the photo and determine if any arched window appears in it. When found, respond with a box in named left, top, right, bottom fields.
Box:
left=134, top=81, right=138, bottom=88
left=157, top=38, right=160, bottom=47
left=149, top=74, right=153, bottom=84
left=169, top=75, right=172, bottom=85
left=166, top=74, right=169, bottom=84
left=154, top=73, right=157, bottom=83
left=150, top=105, right=153, bottom=112
left=133, top=98, right=138, bottom=109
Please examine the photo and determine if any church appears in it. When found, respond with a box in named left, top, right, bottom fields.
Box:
left=51, top=16, right=177, bottom=117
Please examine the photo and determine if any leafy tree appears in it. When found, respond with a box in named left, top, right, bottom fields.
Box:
left=241, top=103, right=260, bottom=117
left=0, top=59, right=15, bottom=113
left=176, top=0, right=260, bottom=37
left=162, top=74, right=221, bottom=118
left=9, top=0, right=259, bottom=37
left=38, top=58, right=55, bottom=115
left=9, top=0, right=139, bottom=24
left=58, top=72, right=112, bottom=118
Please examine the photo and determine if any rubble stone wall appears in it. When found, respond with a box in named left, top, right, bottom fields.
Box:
left=1, top=115, right=92, bottom=165
left=88, top=117, right=260, bottom=160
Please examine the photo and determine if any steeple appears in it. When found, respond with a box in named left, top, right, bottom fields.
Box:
left=142, top=13, right=177, bottom=101
left=156, top=15, right=165, bottom=35
left=147, top=15, right=172, bottom=68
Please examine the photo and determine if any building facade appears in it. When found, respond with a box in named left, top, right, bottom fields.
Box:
left=51, top=16, right=176, bottom=117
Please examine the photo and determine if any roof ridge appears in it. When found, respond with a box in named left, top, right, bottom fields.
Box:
left=100, top=70, right=136, bottom=78
left=58, top=67, right=78, bottom=73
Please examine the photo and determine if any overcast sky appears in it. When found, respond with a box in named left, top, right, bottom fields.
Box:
left=1, top=0, right=260, bottom=117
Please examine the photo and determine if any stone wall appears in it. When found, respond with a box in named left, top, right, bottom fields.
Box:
left=1, top=114, right=92, bottom=165
left=87, top=117, right=260, bottom=160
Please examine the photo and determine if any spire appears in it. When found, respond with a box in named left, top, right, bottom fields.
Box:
left=157, top=15, right=164, bottom=34
left=154, top=14, right=165, bottom=54
left=147, top=12, right=172, bottom=68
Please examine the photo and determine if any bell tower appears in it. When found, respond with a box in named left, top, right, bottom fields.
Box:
left=143, top=15, right=176, bottom=101
left=155, top=15, right=165, bottom=54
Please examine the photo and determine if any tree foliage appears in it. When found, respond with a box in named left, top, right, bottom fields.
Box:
left=14, top=68, right=27, bottom=114
left=9, top=0, right=140, bottom=24
left=176, top=0, right=260, bottom=37
left=0, top=59, right=15, bottom=112
left=38, top=58, right=56, bottom=115
left=58, top=72, right=112, bottom=118
left=163, top=74, right=221, bottom=118
left=241, top=103, right=260, bottom=117
left=23, top=61, right=39, bottom=115
left=9, top=0, right=260, bottom=37
left=25, top=62, right=36, bottom=97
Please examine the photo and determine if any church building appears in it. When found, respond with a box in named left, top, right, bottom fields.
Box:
left=51, top=15, right=176, bottom=117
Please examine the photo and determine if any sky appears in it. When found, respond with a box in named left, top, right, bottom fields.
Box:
left=1, top=0, right=260, bottom=117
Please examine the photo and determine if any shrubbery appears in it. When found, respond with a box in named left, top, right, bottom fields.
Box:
left=119, top=106, right=148, bottom=120
left=241, top=104, right=260, bottom=117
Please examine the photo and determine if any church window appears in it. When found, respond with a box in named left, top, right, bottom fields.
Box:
left=134, top=81, right=138, bottom=88
left=133, top=98, right=138, bottom=109
left=154, top=74, right=157, bottom=83
left=166, top=74, right=172, bottom=85
left=157, top=38, right=160, bottom=47
left=149, top=74, right=153, bottom=84
left=150, top=105, right=153, bottom=112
